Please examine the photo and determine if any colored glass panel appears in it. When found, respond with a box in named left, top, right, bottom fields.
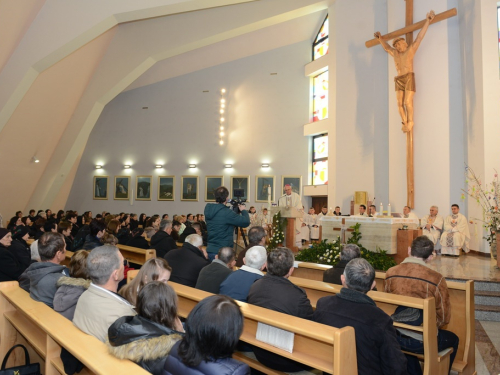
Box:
left=313, top=71, right=329, bottom=122
left=313, top=160, right=328, bottom=185
left=314, top=16, right=329, bottom=43
left=314, top=38, right=329, bottom=60
left=498, top=7, right=500, bottom=72
left=314, top=135, right=328, bottom=160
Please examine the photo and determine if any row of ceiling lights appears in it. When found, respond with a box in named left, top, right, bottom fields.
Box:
left=95, top=163, right=271, bottom=169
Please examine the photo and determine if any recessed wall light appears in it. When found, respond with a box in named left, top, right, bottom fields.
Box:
left=124, top=165, right=131, bottom=169
left=224, top=164, right=233, bottom=168
left=32, top=157, right=40, bottom=163
left=155, top=164, right=163, bottom=169
left=261, top=163, right=270, bottom=168
left=188, top=164, right=197, bottom=168
left=95, top=165, right=103, bottom=169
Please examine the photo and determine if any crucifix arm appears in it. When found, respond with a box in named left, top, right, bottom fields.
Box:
left=374, top=31, right=394, bottom=55
left=412, top=10, right=435, bottom=51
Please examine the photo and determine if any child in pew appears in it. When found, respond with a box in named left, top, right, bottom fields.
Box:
left=108, top=281, right=184, bottom=375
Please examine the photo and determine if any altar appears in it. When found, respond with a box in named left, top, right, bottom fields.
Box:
left=319, top=216, right=419, bottom=254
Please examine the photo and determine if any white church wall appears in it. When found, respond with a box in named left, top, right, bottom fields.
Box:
left=329, top=0, right=389, bottom=213
left=66, top=41, right=311, bottom=216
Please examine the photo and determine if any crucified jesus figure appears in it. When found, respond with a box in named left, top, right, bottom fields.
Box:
left=374, top=10, right=435, bottom=132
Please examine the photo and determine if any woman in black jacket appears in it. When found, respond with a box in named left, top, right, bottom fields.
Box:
left=126, top=228, right=149, bottom=249
left=0, top=229, right=26, bottom=282
left=108, top=282, right=184, bottom=375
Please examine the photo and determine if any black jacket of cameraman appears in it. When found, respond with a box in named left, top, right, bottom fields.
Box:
left=204, top=204, right=250, bottom=256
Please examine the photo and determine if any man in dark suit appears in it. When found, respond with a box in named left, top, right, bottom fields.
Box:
left=150, top=219, right=177, bottom=258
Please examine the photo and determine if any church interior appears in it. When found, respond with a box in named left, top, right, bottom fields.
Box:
left=1, top=0, right=500, bottom=373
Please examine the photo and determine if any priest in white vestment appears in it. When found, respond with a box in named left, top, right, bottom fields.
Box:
left=420, top=205, right=444, bottom=251
left=403, top=206, right=419, bottom=220
left=353, top=205, right=368, bottom=217
left=278, top=184, right=303, bottom=246
left=440, top=204, right=470, bottom=256
left=368, top=205, right=379, bottom=217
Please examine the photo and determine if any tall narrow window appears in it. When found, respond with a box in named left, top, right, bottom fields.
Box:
left=312, top=134, right=328, bottom=185
left=313, top=15, right=329, bottom=60
left=313, top=71, right=329, bottom=122
left=498, top=6, right=500, bottom=73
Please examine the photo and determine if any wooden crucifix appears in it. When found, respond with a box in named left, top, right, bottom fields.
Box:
left=365, top=1, right=457, bottom=208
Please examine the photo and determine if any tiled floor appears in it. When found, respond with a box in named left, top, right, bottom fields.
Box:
left=427, top=252, right=500, bottom=282
left=474, top=320, right=500, bottom=375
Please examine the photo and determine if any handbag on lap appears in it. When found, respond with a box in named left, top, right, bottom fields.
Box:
left=0, top=344, right=41, bottom=375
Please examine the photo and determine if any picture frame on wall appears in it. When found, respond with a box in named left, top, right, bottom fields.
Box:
left=282, top=175, right=302, bottom=197
left=158, top=176, right=175, bottom=201
left=181, top=176, right=199, bottom=201
left=205, top=176, right=223, bottom=202
left=93, top=176, right=108, bottom=200
left=136, top=176, right=152, bottom=201
left=255, top=175, right=275, bottom=202
left=230, top=176, right=249, bottom=201
left=114, top=176, right=130, bottom=200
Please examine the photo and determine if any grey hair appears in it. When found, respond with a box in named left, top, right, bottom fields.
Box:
left=244, top=246, right=267, bottom=269
left=218, top=247, right=235, bottom=264
left=344, top=258, right=375, bottom=294
left=431, top=205, right=439, bottom=211
left=159, top=219, right=172, bottom=231
left=340, top=244, right=361, bottom=262
left=185, top=234, right=203, bottom=247
left=86, top=245, right=122, bottom=285
left=144, top=226, right=156, bottom=238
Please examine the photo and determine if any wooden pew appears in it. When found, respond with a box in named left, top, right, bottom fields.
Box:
left=0, top=281, right=149, bottom=375
left=286, top=277, right=452, bottom=375
left=61, top=245, right=156, bottom=267
left=289, top=272, right=476, bottom=375
left=170, top=282, right=357, bottom=375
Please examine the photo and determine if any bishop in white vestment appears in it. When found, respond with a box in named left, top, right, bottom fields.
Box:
left=278, top=184, right=303, bottom=246
left=420, top=206, right=444, bottom=250
left=440, top=205, right=470, bottom=256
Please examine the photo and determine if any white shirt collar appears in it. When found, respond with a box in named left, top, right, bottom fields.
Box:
left=240, top=265, right=264, bottom=276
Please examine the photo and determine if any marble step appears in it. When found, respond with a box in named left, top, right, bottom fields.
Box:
left=475, top=304, right=500, bottom=322
left=473, top=280, right=500, bottom=292
left=475, top=290, right=500, bottom=306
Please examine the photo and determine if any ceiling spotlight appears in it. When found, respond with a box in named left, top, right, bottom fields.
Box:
left=220, top=131, right=225, bottom=137
left=124, top=165, right=131, bottom=169
left=220, top=109, right=224, bottom=114
left=261, top=163, right=270, bottom=168
left=220, top=99, right=225, bottom=104
left=224, top=164, right=233, bottom=168
left=221, top=104, right=225, bottom=108
left=219, top=140, right=224, bottom=145
left=220, top=126, right=224, bottom=130
left=188, top=164, right=197, bottom=168
left=221, top=88, right=226, bottom=94
left=220, top=117, right=225, bottom=122
left=155, top=164, right=163, bottom=169
left=95, top=165, right=103, bottom=169
left=32, top=157, right=40, bottom=163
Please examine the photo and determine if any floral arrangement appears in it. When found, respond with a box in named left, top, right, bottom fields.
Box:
left=295, top=223, right=396, bottom=271
left=268, top=211, right=286, bottom=250
left=462, top=165, right=500, bottom=247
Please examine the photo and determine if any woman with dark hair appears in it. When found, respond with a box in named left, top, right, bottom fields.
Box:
left=33, top=218, right=47, bottom=240
left=117, top=215, right=131, bottom=244
left=170, top=220, right=181, bottom=242
left=162, top=295, right=249, bottom=375
left=0, top=229, right=26, bottom=282
left=7, top=216, right=22, bottom=231
left=108, top=282, right=184, bottom=375
left=126, top=228, right=149, bottom=249
left=129, top=214, right=139, bottom=231
left=138, top=213, right=147, bottom=227
left=56, top=210, right=65, bottom=224
left=146, top=215, right=161, bottom=232
left=10, top=226, right=33, bottom=272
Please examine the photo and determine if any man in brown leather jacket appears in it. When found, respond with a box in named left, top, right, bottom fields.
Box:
left=385, top=236, right=459, bottom=375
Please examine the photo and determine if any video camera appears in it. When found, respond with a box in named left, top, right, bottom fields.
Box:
left=228, top=188, right=247, bottom=214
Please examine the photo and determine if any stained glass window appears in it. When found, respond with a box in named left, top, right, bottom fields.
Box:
left=312, top=134, right=328, bottom=185
left=313, top=16, right=329, bottom=60
left=498, top=7, right=500, bottom=73
left=313, top=71, right=328, bottom=122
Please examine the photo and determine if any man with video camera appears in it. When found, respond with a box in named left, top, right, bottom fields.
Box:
left=204, top=186, right=250, bottom=261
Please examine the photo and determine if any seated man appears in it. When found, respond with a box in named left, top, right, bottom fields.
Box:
left=354, top=204, right=368, bottom=217
left=220, top=245, right=267, bottom=302
left=403, top=206, right=419, bottom=220
left=314, top=258, right=407, bottom=375
left=440, top=204, right=470, bottom=256
left=164, top=234, right=210, bottom=287
left=368, top=205, right=378, bottom=217
left=150, top=219, right=177, bottom=258
left=248, top=247, right=313, bottom=372
left=73, top=245, right=136, bottom=342
left=385, top=236, right=459, bottom=375
left=420, top=205, right=443, bottom=252
left=82, top=220, right=106, bottom=250
left=323, top=244, right=360, bottom=285
left=333, top=206, right=341, bottom=216
left=235, top=226, right=266, bottom=268
left=25, top=232, right=69, bottom=307
left=195, top=247, right=235, bottom=293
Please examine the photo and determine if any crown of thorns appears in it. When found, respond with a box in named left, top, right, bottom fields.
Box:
left=392, top=37, right=406, bottom=47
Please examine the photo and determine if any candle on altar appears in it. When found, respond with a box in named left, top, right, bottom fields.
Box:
left=388, top=203, right=392, bottom=216
left=379, top=202, right=383, bottom=215
left=267, top=185, right=271, bottom=213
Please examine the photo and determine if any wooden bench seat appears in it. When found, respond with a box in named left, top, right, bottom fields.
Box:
left=0, top=281, right=150, bottom=375
left=289, top=267, right=476, bottom=375
left=170, top=281, right=358, bottom=375
left=61, top=245, right=156, bottom=267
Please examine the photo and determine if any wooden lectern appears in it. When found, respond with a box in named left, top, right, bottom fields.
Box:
left=271, top=206, right=304, bottom=253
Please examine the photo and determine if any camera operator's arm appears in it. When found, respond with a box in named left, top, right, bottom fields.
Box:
left=228, top=205, right=250, bottom=227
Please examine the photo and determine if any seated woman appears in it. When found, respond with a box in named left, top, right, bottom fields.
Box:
left=53, top=250, right=90, bottom=320
left=0, top=229, right=26, bottom=282
left=162, top=295, right=250, bottom=375
left=108, top=282, right=184, bottom=375
left=126, top=228, right=149, bottom=249
left=119, top=258, right=171, bottom=305
left=10, top=226, right=33, bottom=271
left=7, top=216, right=22, bottom=231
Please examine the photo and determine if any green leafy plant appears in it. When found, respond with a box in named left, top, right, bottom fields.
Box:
left=295, top=223, right=396, bottom=271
